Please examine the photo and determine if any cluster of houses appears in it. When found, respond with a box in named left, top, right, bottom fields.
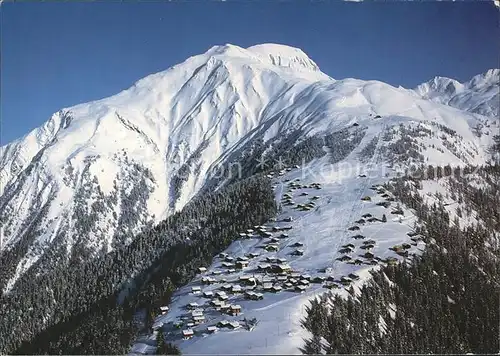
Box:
left=161, top=176, right=422, bottom=346
left=334, top=184, right=422, bottom=270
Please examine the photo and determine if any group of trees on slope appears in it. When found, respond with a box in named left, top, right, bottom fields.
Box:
left=1, top=175, right=277, bottom=354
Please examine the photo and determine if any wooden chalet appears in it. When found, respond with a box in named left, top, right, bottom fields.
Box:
left=352, top=234, right=365, bottom=239
left=337, top=255, right=352, bottom=262
left=295, top=285, right=307, bottom=293
left=207, top=326, right=218, bottom=334
left=229, top=304, right=242, bottom=316
left=235, top=260, right=249, bottom=269
left=338, top=247, right=353, bottom=254
left=362, top=252, right=375, bottom=259
left=182, top=329, right=194, bottom=340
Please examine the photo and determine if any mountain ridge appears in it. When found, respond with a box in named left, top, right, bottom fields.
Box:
left=0, top=43, right=497, bottom=296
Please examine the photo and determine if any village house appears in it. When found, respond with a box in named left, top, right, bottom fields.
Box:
left=191, top=286, right=201, bottom=294
left=276, top=258, right=288, bottom=264
left=245, top=291, right=264, bottom=300
left=312, top=276, right=325, bottom=283
left=352, top=234, right=366, bottom=240
left=284, top=282, right=293, bottom=289
left=219, top=252, right=228, bottom=259
left=355, top=219, right=366, bottom=224
left=203, top=291, right=214, bottom=298
left=362, top=252, right=375, bottom=259
left=221, top=262, right=234, bottom=268
left=295, top=285, right=307, bottom=293
left=227, top=268, right=236, bottom=274
left=340, top=276, right=352, bottom=285
left=272, top=263, right=291, bottom=273
left=279, top=233, right=289, bottom=239
left=257, top=263, right=271, bottom=271
left=193, top=315, right=205, bottom=325
left=183, top=329, right=194, bottom=340
left=159, top=306, right=169, bottom=315
left=362, top=213, right=372, bottom=218
left=229, top=304, right=242, bottom=316
left=216, top=291, right=228, bottom=299
left=187, top=302, right=199, bottom=309
left=187, top=322, right=195, bottom=328
left=342, top=243, right=355, bottom=249
left=338, top=247, right=352, bottom=254
left=211, top=299, right=222, bottom=309
left=201, top=277, right=216, bottom=285
left=235, top=260, right=249, bottom=269
left=217, top=320, right=230, bottom=328
left=247, top=252, right=260, bottom=258
left=291, top=249, right=304, bottom=256
left=291, top=242, right=303, bottom=247
left=265, top=244, right=279, bottom=252
left=231, top=285, right=243, bottom=294
left=323, top=283, right=339, bottom=289
left=263, top=282, right=273, bottom=291
left=298, top=279, right=310, bottom=286
left=212, top=270, right=223, bottom=275
left=283, top=216, right=293, bottom=222
left=337, top=255, right=352, bottom=262
left=271, top=285, right=283, bottom=293
left=300, top=274, right=311, bottom=281
left=224, top=256, right=235, bottom=262
left=228, top=321, right=240, bottom=329
left=348, top=273, right=360, bottom=280
left=152, top=320, right=164, bottom=331
left=207, top=326, right=218, bottom=334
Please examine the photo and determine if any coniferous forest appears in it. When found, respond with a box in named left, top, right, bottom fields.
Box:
left=1, top=175, right=277, bottom=354
left=301, top=164, right=500, bottom=354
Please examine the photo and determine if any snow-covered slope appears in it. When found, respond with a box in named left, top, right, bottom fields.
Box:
left=0, top=43, right=495, bottom=295
left=413, top=69, right=500, bottom=118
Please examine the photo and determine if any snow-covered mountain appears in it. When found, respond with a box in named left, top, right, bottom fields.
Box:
left=0, top=43, right=496, bottom=295
left=413, top=69, right=499, bottom=118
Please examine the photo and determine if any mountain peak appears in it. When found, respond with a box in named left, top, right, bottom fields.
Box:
left=246, top=43, right=321, bottom=72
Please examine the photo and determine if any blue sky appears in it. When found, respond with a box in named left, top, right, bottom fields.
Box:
left=2, top=1, right=499, bottom=144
